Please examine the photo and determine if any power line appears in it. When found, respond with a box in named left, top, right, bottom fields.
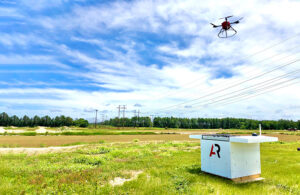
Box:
left=191, top=75, right=300, bottom=110
left=143, top=33, right=300, bottom=117
left=155, top=50, right=299, bottom=104
left=184, top=66, right=300, bottom=109
left=169, top=73, right=300, bottom=113
left=152, top=33, right=300, bottom=101
left=157, top=59, right=300, bottom=112
left=144, top=52, right=299, bottom=116
left=212, top=78, right=300, bottom=108
left=240, top=33, right=300, bottom=60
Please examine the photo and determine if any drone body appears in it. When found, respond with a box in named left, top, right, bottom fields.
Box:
left=211, top=16, right=243, bottom=38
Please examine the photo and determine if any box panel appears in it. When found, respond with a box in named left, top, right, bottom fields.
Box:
left=201, top=139, right=231, bottom=178
left=230, top=143, right=261, bottom=178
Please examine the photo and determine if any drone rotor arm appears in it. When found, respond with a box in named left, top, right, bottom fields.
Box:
left=231, top=17, right=243, bottom=24
left=231, top=21, right=240, bottom=24
left=210, top=23, right=221, bottom=28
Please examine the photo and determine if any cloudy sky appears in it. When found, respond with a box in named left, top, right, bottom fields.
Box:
left=0, top=0, right=300, bottom=121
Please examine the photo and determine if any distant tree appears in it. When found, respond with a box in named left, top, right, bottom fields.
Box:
left=10, top=115, right=20, bottom=126
left=0, top=112, right=10, bottom=126
left=65, top=117, right=73, bottom=126
left=33, top=115, right=41, bottom=126
left=22, top=115, right=31, bottom=127
left=75, top=118, right=89, bottom=127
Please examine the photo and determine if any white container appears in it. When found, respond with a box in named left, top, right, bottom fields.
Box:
left=190, top=134, right=278, bottom=181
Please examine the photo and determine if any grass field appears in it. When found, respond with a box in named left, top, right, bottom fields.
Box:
left=0, top=132, right=299, bottom=148
left=0, top=134, right=194, bottom=148
left=0, top=141, right=299, bottom=194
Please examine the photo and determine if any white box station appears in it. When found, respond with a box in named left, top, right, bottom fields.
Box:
left=190, top=134, right=278, bottom=182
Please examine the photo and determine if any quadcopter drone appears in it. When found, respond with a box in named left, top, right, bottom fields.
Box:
left=211, top=16, right=243, bottom=38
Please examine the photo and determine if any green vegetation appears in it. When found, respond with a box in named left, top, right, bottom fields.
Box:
left=2, top=111, right=299, bottom=130
left=103, top=116, right=300, bottom=130
left=74, top=118, right=89, bottom=127
left=0, top=112, right=88, bottom=127
left=0, top=141, right=299, bottom=194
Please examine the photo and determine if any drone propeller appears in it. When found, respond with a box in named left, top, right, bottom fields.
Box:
left=219, top=15, right=233, bottom=20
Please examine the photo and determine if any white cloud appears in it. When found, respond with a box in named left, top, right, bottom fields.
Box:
left=0, top=7, right=22, bottom=17
left=0, top=54, right=71, bottom=69
left=0, top=33, right=52, bottom=48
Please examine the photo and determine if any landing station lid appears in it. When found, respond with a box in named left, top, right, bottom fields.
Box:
left=201, top=134, right=236, bottom=141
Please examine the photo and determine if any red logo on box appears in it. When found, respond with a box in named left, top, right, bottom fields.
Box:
left=210, top=144, right=221, bottom=158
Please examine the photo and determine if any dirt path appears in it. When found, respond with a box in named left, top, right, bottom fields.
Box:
left=0, top=134, right=194, bottom=147
left=0, top=133, right=298, bottom=148
left=0, top=127, right=5, bottom=133
left=0, top=145, right=81, bottom=155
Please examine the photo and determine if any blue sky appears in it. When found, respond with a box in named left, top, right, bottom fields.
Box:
left=0, top=0, right=300, bottom=121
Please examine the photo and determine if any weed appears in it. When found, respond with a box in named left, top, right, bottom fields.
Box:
left=73, top=156, right=103, bottom=166
left=20, top=132, right=37, bottom=136
left=86, top=147, right=111, bottom=155
left=172, top=175, right=190, bottom=192
left=40, top=143, right=47, bottom=148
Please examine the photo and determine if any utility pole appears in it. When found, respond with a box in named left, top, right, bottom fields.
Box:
left=95, top=109, right=98, bottom=128
left=117, top=105, right=121, bottom=127
left=122, top=105, right=126, bottom=118
left=101, top=114, right=105, bottom=123
left=121, top=105, right=126, bottom=127
left=150, top=115, right=154, bottom=127
left=133, top=110, right=137, bottom=128
left=137, top=110, right=140, bottom=127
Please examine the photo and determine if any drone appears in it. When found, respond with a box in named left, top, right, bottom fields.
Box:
left=211, top=16, right=243, bottom=38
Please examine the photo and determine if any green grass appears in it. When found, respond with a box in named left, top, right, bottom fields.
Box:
left=0, top=141, right=299, bottom=194
left=279, top=131, right=300, bottom=136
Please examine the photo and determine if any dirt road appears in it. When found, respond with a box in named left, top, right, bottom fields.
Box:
left=0, top=133, right=299, bottom=148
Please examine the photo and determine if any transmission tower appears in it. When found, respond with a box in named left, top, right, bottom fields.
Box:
left=121, top=105, right=126, bottom=127
left=95, top=109, right=98, bottom=128
left=117, top=105, right=121, bottom=127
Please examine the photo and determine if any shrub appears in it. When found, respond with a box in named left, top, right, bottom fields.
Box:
left=73, top=156, right=103, bottom=166
left=99, top=140, right=105, bottom=144
left=87, top=147, right=110, bottom=155
left=20, top=132, right=37, bottom=136
left=74, top=118, right=89, bottom=127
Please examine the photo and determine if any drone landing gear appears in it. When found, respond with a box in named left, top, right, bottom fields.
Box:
left=218, top=26, right=237, bottom=38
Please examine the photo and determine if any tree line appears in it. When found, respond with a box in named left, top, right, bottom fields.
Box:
left=0, top=112, right=89, bottom=127
left=102, top=116, right=152, bottom=127
left=102, top=116, right=300, bottom=130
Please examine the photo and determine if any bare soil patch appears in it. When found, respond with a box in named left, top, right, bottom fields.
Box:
left=0, top=133, right=298, bottom=148
left=0, top=145, right=80, bottom=155
left=109, top=170, right=143, bottom=186
left=0, top=134, right=194, bottom=147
